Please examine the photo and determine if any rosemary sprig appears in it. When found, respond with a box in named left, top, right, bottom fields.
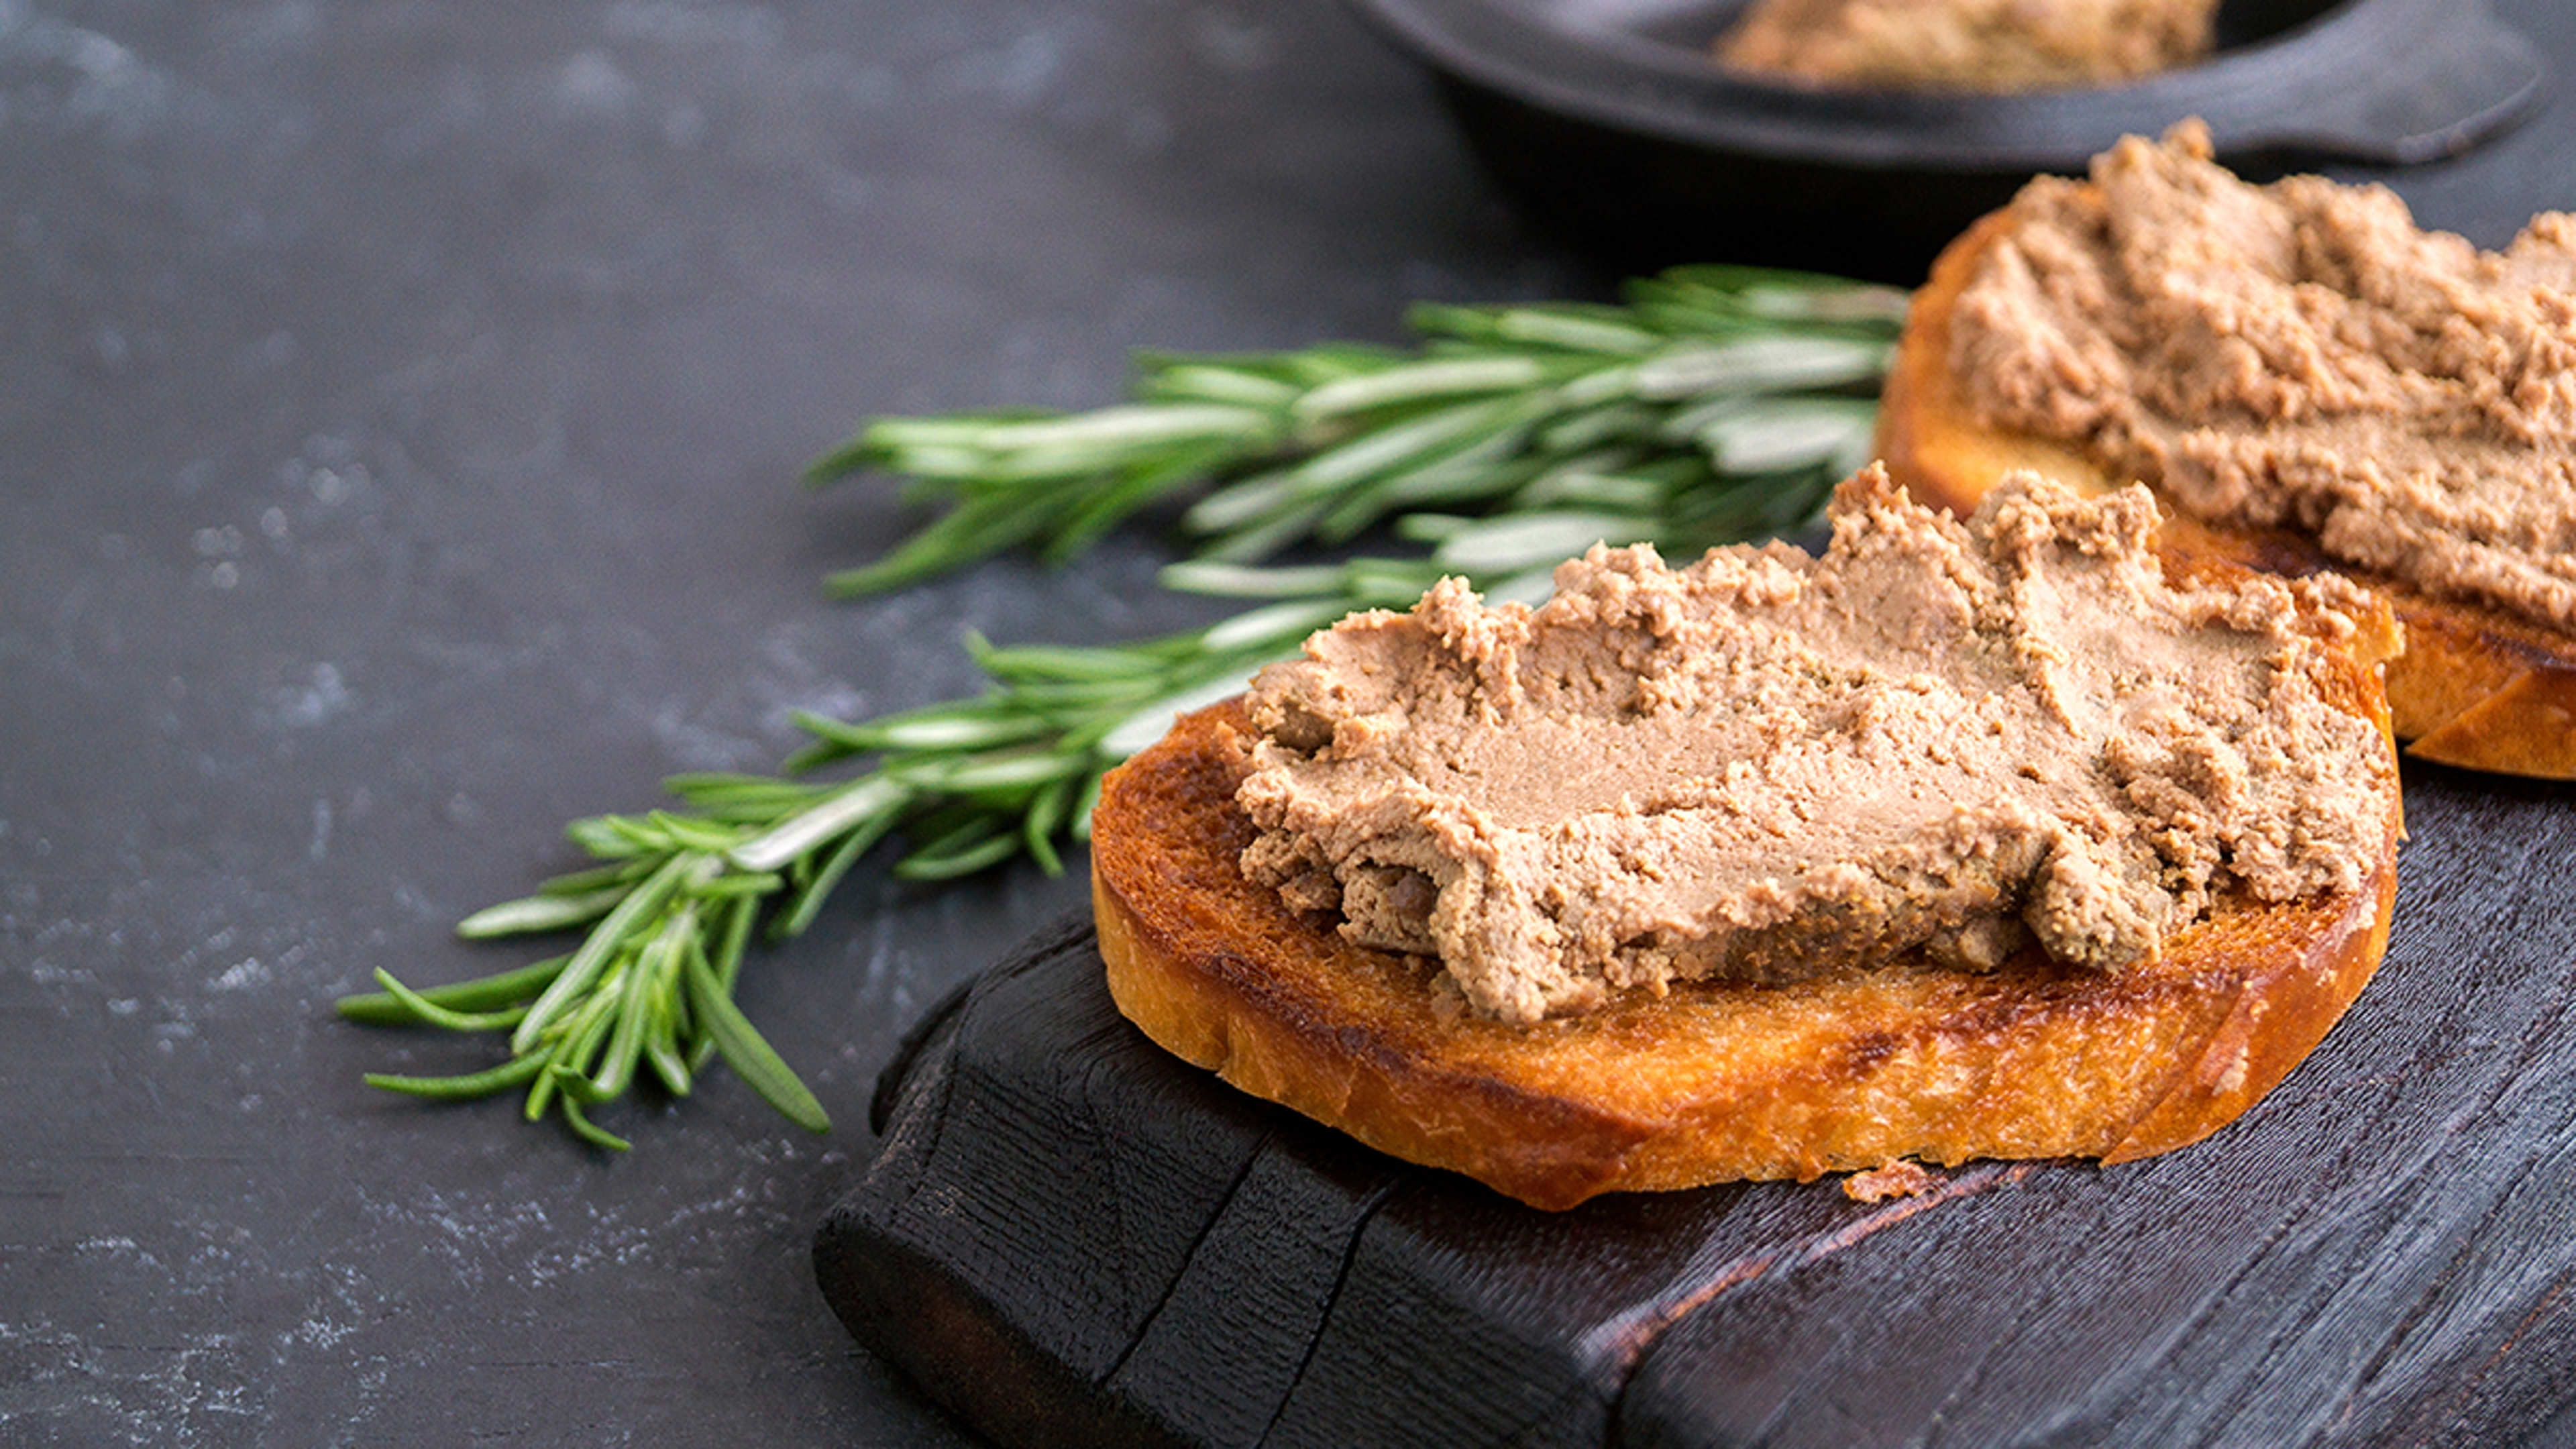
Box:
left=808, top=265, right=1905, bottom=592
left=336, top=564, right=1432, bottom=1145
left=345, top=265, right=1900, bottom=1146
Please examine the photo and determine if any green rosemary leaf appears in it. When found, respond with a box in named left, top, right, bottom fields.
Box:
left=1325, top=451, right=1529, bottom=532
left=562, top=816, right=655, bottom=859
left=579, top=812, right=690, bottom=857
left=821, top=487, right=1061, bottom=597
left=1514, top=466, right=1665, bottom=513
left=1433, top=511, right=1658, bottom=577
left=1068, top=772, right=1106, bottom=843
left=511, top=852, right=699, bottom=1055
left=520, top=1058, right=559, bottom=1124
left=800, top=406, right=1053, bottom=483
left=1408, top=301, right=1662, bottom=356
left=557, top=1091, right=633, bottom=1152
left=688, top=871, right=787, bottom=900
left=890, top=748, right=1089, bottom=796
left=1284, top=393, right=1534, bottom=500
left=1528, top=400, right=1659, bottom=457
left=1040, top=436, right=1250, bottom=566
left=682, top=931, right=724, bottom=1075
left=589, top=913, right=685, bottom=1102
left=709, top=894, right=756, bottom=991
left=1198, top=597, right=1357, bottom=654
left=644, top=810, right=745, bottom=854
left=1179, top=459, right=1313, bottom=538
left=816, top=266, right=1900, bottom=588
left=928, top=402, right=1275, bottom=465
left=769, top=800, right=894, bottom=939
left=893, top=814, right=1017, bottom=881
left=661, top=773, right=824, bottom=822
left=362, top=1053, right=549, bottom=1101
left=357, top=968, right=531, bottom=1032
left=796, top=707, right=1055, bottom=756
left=1159, top=559, right=1350, bottom=598
left=1095, top=670, right=1271, bottom=761
left=1133, top=360, right=1303, bottom=409
left=963, top=637, right=1181, bottom=683
left=525, top=985, right=622, bottom=1122
left=1695, top=397, right=1879, bottom=474
left=1021, top=775, right=1077, bottom=877
left=532, top=859, right=663, bottom=897
left=729, top=776, right=910, bottom=875
left=643, top=1017, right=693, bottom=1099
left=1631, top=335, right=1891, bottom=399
left=336, top=954, right=570, bottom=1024
left=683, top=939, right=830, bottom=1133
left=1193, top=494, right=1336, bottom=565
left=455, top=886, right=628, bottom=939
left=1289, top=355, right=1552, bottom=424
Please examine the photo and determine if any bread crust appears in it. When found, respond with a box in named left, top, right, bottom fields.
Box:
left=1093, top=692, right=2399, bottom=1212
left=1880, top=207, right=2576, bottom=779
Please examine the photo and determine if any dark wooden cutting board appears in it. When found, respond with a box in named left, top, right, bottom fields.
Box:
left=814, top=764, right=2576, bottom=1448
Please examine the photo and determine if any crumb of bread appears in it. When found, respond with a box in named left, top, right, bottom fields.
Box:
left=1844, top=1159, right=1941, bottom=1202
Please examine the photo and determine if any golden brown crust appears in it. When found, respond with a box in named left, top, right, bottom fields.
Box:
left=1093, top=695, right=2399, bottom=1212
left=1880, top=204, right=2576, bottom=779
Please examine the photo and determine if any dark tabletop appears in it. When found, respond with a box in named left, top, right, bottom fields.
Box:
left=3, top=3, right=2573, bottom=1446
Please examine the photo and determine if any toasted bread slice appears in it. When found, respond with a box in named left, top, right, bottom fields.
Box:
left=1880, top=207, right=2576, bottom=779
left=1093, top=688, right=2399, bottom=1211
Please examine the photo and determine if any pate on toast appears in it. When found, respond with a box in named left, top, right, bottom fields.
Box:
left=1092, top=469, right=2411, bottom=1201
left=1095, top=696, right=2397, bottom=1211
left=1878, top=129, right=2576, bottom=778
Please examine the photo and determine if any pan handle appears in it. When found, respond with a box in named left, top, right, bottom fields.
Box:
left=2242, top=0, right=2544, bottom=164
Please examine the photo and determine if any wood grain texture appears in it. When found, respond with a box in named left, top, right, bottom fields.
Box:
left=816, top=768, right=2576, bottom=1448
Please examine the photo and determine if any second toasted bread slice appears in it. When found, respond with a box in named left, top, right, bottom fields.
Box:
left=1878, top=131, right=2576, bottom=778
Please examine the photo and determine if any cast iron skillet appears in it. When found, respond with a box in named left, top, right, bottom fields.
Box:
left=1344, top=0, right=2545, bottom=280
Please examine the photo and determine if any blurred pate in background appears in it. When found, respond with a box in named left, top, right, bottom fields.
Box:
left=1717, top=0, right=2223, bottom=92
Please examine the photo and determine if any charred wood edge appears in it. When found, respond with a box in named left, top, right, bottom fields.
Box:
left=1269, top=1181, right=1403, bottom=1443
left=1094, top=1121, right=1279, bottom=1385
left=814, top=1214, right=1192, bottom=1449
left=868, top=976, right=973, bottom=1134
left=1216, top=1177, right=1405, bottom=1448
left=824, top=912, right=1193, bottom=1449
left=863, top=914, right=1095, bottom=1134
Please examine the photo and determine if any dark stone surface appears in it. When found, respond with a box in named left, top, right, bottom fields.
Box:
left=7, top=0, right=2576, bottom=1444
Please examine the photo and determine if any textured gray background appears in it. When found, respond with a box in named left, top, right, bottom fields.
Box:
left=0, top=3, right=1591, bottom=1444
left=2, top=1, right=2572, bottom=1445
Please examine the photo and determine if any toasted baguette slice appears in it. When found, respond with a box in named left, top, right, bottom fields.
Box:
left=1093, top=692, right=2400, bottom=1212
left=1880, top=207, right=2576, bottom=779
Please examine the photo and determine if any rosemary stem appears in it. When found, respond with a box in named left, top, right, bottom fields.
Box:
left=729, top=774, right=910, bottom=874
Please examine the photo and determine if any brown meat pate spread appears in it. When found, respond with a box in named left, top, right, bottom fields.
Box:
left=1717, top=0, right=2219, bottom=93
left=1236, top=468, right=2392, bottom=1024
left=1949, top=123, right=2576, bottom=633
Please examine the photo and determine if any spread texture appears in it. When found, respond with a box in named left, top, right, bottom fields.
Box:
left=1236, top=467, right=2394, bottom=1023
left=1949, top=123, right=2576, bottom=633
